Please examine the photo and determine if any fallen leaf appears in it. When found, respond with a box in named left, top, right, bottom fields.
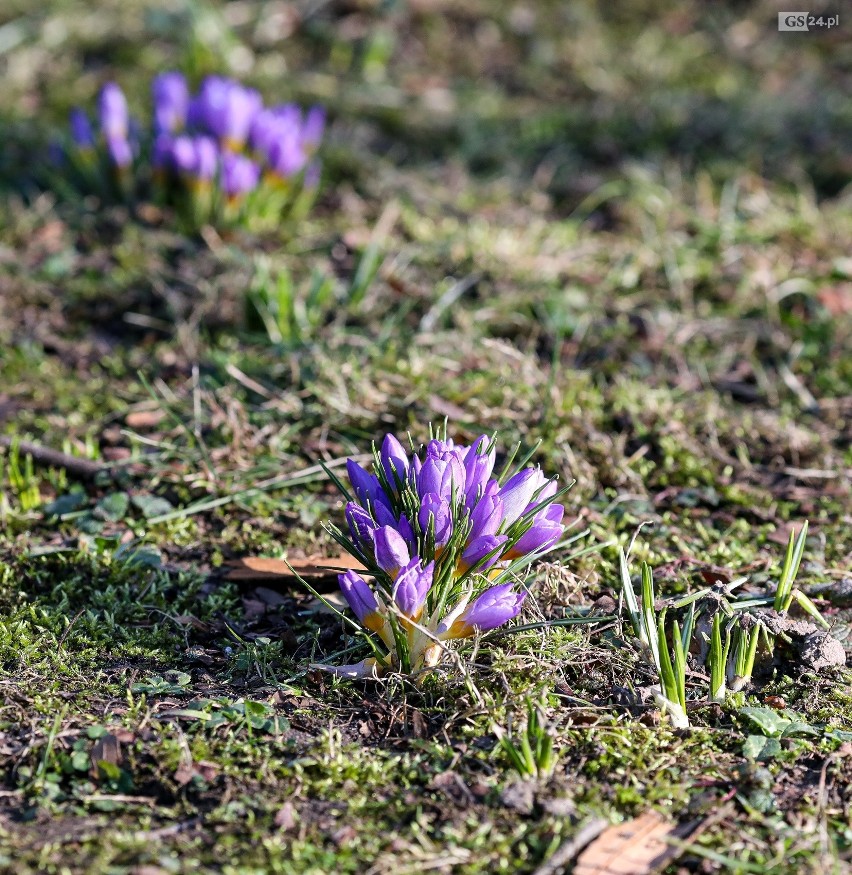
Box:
left=126, top=409, right=167, bottom=428
left=574, top=811, right=681, bottom=875
left=225, top=555, right=367, bottom=584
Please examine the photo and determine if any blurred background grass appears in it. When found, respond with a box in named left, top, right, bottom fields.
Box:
left=0, top=0, right=850, bottom=198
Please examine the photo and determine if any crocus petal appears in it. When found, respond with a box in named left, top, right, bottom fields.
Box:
left=380, top=434, right=409, bottom=483
left=374, top=526, right=411, bottom=577
left=345, top=502, right=376, bottom=548
left=498, top=468, right=544, bottom=526
left=463, top=435, right=496, bottom=507
left=98, top=82, right=129, bottom=141
left=459, top=534, right=508, bottom=573
left=152, top=71, right=189, bottom=134
left=505, top=519, right=563, bottom=558
left=339, top=570, right=379, bottom=624
left=69, top=108, right=95, bottom=149
left=418, top=493, right=453, bottom=548
left=468, top=493, right=504, bottom=541
left=347, top=459, right=382, bottom=505
left=392, top=558, right=434, bottom=618
left=447, top=583, right=525, bottom=638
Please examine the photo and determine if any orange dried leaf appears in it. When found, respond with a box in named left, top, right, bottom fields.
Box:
left=224, top=555, right=366, bottom=582
left=574, top=812, right=681, bottom=875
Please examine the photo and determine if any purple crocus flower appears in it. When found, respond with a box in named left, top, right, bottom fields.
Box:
left=169, top=135, right=219, bottom=181
left=506, top=504, right=564, bottom=559
left=392, top=558, right=434, bottom=619
left=267, top=132, right=305, bottom=178
left=374, top=525, right=411, bottom=577
left=467, top=489, right=504, bottom=542
left=221, top=152, right=259, bottom=198
left=69, top=108, right=95, bottom=149
left=380, top=434, right=409, bottom=484
left=339, top=570, right=384, bottom=633
left=447, top=583, right=525, bottom=638
left=152, top=71, right=189, bottom=134
left=191, top=76, right=262, bottom=148
left=345, top=501, right=376, bottom=548
left=498, top=468, right=546, bottom=526
left=347, top=459, right=389, bottom=509
left=463, top=434, right=496, bottom=508
left=98, top=82, right=129, bottom=141
left=459, top=533, right=508, bottom=573
left=106, top=135, right=133, bottom=168
left=417, top=455, right=465, bottom=503
left=425, top=438, right=455, bottom=457
left=418, top=493, right=453, bottom=549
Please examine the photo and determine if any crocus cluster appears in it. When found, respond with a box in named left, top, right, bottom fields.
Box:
left=320, top=431, right=567, bottom=677
left=63, top=73, right=324, bottom=229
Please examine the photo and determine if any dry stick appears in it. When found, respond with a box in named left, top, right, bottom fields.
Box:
left=0, top=436, right=110, bottom=482
left=532, top=818, right=610, bottom=875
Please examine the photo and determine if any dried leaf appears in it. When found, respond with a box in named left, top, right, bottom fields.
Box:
left=574, top=811, right=681, bottom=875
left=125, top=409, right=166, bottom=428
left=225, top=555, right=366, bottom=583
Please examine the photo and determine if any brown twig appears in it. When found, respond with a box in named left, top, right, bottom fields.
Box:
left=0, top=436, right=111, bottom=482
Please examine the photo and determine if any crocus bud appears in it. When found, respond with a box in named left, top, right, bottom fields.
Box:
left=304, top=160, right=322, bottom=191
left=468, top=492, right=504, bottom=542
left=463, top=435, right=495, bottom=508
left=380, top=434, right=409, bottom=484
left=417, top=456, right=464, bottom=503
left=169, top=135, right=218, bottom=181
left=69, top=108, right=95, bottom=149
left=267, top=132, right=305, bottom=178
left=505, top=504, right=564, bottom=559
left=374, top=526, right=410, bottom=577
left=446, top=583, right=525, bottom=638
left=339, top=571, right=384, bottom=633
left=221, top=152, right=259, bottom=197
left=191, top=76, right=262, bottom=148
left=345, top=502, right=375, bottom=548
left=98, top=82, right=129, bottom=141
left=347, top=459, right=379, bottom=505
left=152, top=71, right=189, bottom=134
left=497, top=468, right=544, bottom=526
left=106, top=135, right=133, bottom=168
left=458, top=533, right=508, bottom=574
left=392, top=558, right=434, bottom=619
left=418, top=493, right=453, bottom=549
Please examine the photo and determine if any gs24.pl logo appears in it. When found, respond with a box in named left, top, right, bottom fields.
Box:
left=778, top=12, right=840, bottom=30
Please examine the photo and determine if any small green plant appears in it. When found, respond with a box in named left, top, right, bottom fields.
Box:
left=772, top=522, right=828, bottom=629
left=708, top=613, right=732, bottom=704
left=655, top=611, right=689, bottom=728
left=618, top=548, right=659, bottom=665
left=729, top=618, right=763, bottom=692
left=494, top=697, right=558, bottom=779
left=246, top=257, right=335, bottom=345
left=0, top=441, right=42, bottom=517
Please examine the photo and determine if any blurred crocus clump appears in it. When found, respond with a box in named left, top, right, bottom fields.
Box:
left=60, top=72, right=324, bottom=231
